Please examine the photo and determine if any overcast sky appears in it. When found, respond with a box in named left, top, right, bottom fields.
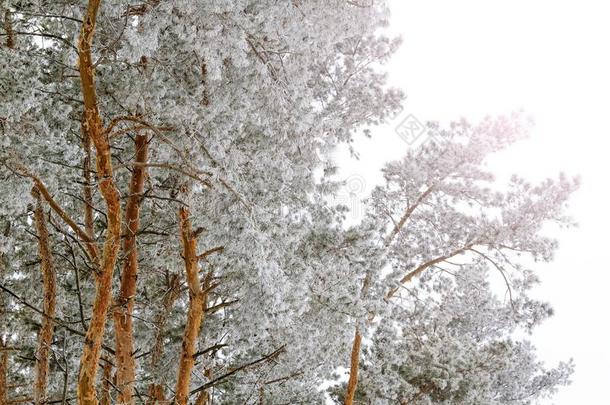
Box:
left=337, top=1, right=610, bottom=403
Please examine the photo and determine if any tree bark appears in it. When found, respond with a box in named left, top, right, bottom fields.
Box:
left=3, top=9, right=14, bottom=49
left=82, top=118, right=95, bottom=242
left=0, top=339, right=7, bottom=405
left=32, top=187, right=57, bottom=405
left=146, top=273, right=180, bottom=404
left=344, top=328, right=362, bottom=405
left=145, top=385, right=165, bottom=405
left=76, top=1, right=123, bottom=403
left=99, top=358, right=112, bottom=405
left=0, top=251, right=7, bottom=405
left=193, top=369, right=212, bottom=405
left=112, top=134, right=148, bottom=404
left=175, top=208, right=207, bottom=405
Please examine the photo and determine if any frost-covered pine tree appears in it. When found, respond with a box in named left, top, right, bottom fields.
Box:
left=334, top=265, right=574, bottom=404
left=0, top=1, right=576, bottom=404
left=336, top=117, right=578, bottom=404
left=1, top=0, right=400, bottom=403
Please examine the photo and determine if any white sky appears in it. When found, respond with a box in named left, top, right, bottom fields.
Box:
left=337, top=1, right=610, bottom=403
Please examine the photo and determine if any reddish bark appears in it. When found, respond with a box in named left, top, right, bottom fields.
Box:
left=146, top=274, right=180, bottom=403
left=82, top=119, right=95, bottom=242
left=344, top=329, right=362, bottom=405
left=112, top=134, right=148, bottom=404
left=99, top=358, right=112, bottom=405
left=32, top=188, right=57, bottom=405
left=146, top=384, right=165, bottom=404
left=175, top=208, right=208, bottom=405
left=76, top=1, right=123, bottom=403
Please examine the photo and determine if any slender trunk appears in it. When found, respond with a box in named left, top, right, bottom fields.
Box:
left=344, top=270, right=372, bottom=405
left=195, top=393, right=208, bottom=405
left=76, top=1, right=123, bottom=403
left=32, top=187, right=57, bottom=405
left=112, top=134, right=148, bottom=404
left=0, top=339, right=6, bottom=405
left=3, top=9, right=14, bottom=49
left=99, top=358, right=112, bottom=405
left=194, top=368, right=213, bottom=405
left=344, top=329, right=362, bottom=405
left=146, top=274, right=180, bottom=404
left=146, top=384, right=165, bottom=404
left=258, top=384, right=264, bottom=405
left=0, top=248, right=7, bottom=405
left=82, top=119, right=94, bottom=241
left=175, top=208, right=206, bottom=405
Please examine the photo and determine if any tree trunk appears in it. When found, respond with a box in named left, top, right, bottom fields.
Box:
left=175, top=208, right=206, bottom=405
left=344, top=328, right=362, bottom=405
left=194, top=368, right=213, bottom=405
left=0, top=246, right=7, bottom=405
left=82, top=118, right=94, bottom=242
left=0, top=339, right=7, bottom=405
left=32, top=187, right=57, bottom=405
left=76, top=1, right=123, bottom=403
left=146, top=274, right=180, bottom=403
left=3, top=9, right=14, bottom=49
left=99, top=358, right=112, bottom=405
left=112, top=134, right=148, bottom=404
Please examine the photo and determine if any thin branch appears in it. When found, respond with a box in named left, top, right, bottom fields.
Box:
left=5, top=161, right=100, bottom=265
left=469, top=248, right=516, bottom=311
left=192, top=344, right=229, bottom=360
left=384, top=185, right=435, bottom=246
left=190, top=345, right=286, bottom=395
left=0, top=31, right=78, bottom=51
left=0, top=283, right=115, bottom=355
left=385, top=243, right=475, bottom=300
left=197, top=246, right=224, bottom=261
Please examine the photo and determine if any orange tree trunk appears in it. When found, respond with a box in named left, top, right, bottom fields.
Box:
left=112, top=134, right=148, bottom=404
left=76, top=1, right=123, bottom=403
left=99, top=358, right=112, bottom=405
left=32, top=187, right=57, bottom=405
left=147, top=274, right=180, bottom=403
left=175, top=208, right=206, bottom=405
left=344, top=329, right=362, bottom=405
left=81, top=119, right=95, bottom=241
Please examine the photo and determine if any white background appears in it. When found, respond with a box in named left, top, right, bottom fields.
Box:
left=337, top=1, right=610, bottom=403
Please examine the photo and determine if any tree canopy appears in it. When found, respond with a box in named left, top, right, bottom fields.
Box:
left=0, top=1, right=576, bottom=404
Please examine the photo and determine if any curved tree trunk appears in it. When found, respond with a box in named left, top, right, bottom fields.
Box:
left=32, top=187, right=57, bottom=405
left=76, top=1, right=123, bottom=403
left=112, top=134, right=148, bottom=404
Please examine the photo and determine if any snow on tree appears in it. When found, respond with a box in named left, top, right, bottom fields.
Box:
left=0, top=1, right=576, bottom=404
left=338, top=118, right=578, bottom=404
